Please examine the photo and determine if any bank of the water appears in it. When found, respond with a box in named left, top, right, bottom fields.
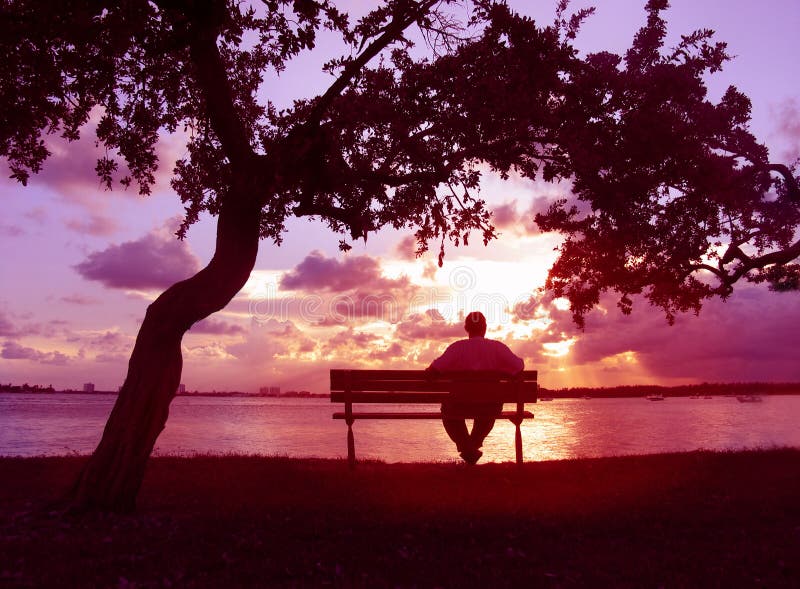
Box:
left=1, top=449, right=798, bottom=587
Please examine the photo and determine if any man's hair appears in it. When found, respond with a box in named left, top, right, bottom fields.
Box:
left=464, top=311, right=487, bottom=337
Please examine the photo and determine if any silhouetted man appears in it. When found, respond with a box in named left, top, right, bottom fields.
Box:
left=428, top=311, right=524, bottom=464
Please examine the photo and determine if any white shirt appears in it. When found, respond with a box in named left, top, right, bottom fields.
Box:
left=428, top=336, right=524, bottom=374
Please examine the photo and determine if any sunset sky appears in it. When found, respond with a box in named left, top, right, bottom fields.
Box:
left=1, top=0, right=799, bottom=393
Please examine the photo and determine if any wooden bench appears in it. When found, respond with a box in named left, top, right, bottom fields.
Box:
left=330, top=369, right=537, bottom=467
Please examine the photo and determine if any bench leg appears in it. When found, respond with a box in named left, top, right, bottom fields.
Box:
left=514, top=421, right=523, bottom=465
left=346, top=419, right=356, bottom=469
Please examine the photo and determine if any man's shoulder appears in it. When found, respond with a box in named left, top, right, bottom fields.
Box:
left=486, top=338, right=523, bottom=361
left=485, top=338, right=514, bottom=350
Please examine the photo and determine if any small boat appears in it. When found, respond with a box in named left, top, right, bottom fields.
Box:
left=736, top=395, right=763, bottom=403
left=581, top=395, right=592, bottom=400
left=646, top=394, right=665, bottom=401
left=539, top=397, right=553, bottom=401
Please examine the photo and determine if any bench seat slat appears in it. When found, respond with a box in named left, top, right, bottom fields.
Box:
left=333, top=410, right=535, bottom=420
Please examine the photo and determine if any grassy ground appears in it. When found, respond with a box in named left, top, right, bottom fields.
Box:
left=1, top=449, right=799, bottom=588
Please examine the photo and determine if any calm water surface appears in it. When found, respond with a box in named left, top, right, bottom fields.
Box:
left=2, top=393, right=799, bottom=463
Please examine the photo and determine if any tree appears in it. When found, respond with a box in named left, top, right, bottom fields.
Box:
left=534, top=1, right=800, bottom=326
left=1, top=0, right=793, bottom=511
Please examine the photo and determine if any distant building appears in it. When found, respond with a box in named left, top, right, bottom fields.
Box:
left=83, top=383, right=95, bottom=393
left=259, top=386, right=281, bottom=396
left=177, top=383, right=186, bottom=394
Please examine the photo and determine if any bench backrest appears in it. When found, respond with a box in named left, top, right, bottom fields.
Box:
left=330, top=369, right=537, bottom=404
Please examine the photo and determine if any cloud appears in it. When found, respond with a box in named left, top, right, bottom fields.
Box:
left=0, top=313, right=70, bottom=340
left=226, top=319, right=316, bottom=362
left=373, top=341, right=405, bottom=360
left=190, top=318, right=246, bottom=336
left=60, top=294, right=100, bottom=306
left=65, top=214, right=119, bottom=237
left=394, top=234, right=418, bottom=261
left=0, top=224, right=24, bottom=237
left=74, top=218, right=201, bottom=290
left=421, top=262, right=438, bottom=280
left=395, top=310, right=464, bottom=342
left=1, top=341, right=69, bottom=365
left=281, top=250, right=412, bottom=294
left=31, top=136, right=113, bottom=203
left=0, top=312, right=19, bottom=337
left=492, top=201, right=520, bottom=229
left=320, top=328, right=379, bottom=356
left=25, top=208, right=48, bottom=224
left=770, top=98, right=800, bottom=162
left=318, top=327, right=408, bottom=363
left=245, top=289, right=414, bottom=327
left=490, top=197, right=551, bottom=235
left=64, top=329, right=133, bottom=356
left=550, top=287, right=800, bottom=382
left=24, top=112, right=188, bottom=204
left=275, top=251, right=421, bottom=325
left=328, top=291, right=414, bottom=324
left=95, top=352, right=128, bottom=363
left=184, top=342, right=236, bottom=361
left=509, top=295, right=542, bottom=322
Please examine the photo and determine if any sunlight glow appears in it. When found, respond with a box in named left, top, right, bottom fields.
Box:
left=542, top=337, right=576, bottom=357
left=552, top=297, right=571, bottom=311
left=600, top=351, right=639, bottom=367
left=242, top=270, right=284, bottom=297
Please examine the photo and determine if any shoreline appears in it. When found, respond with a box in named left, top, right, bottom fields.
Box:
left=4, top=389, right=800, bottom=399
left=4, top=381, right=800, bottom=399
left=2, top=449, right=798, bottom=587
left=0, top=390, right=330, bottom=398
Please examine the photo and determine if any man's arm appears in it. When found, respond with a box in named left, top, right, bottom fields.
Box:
left=428, top=341, right=459, bottom=372
left=496, top=342, right=524, bottom=374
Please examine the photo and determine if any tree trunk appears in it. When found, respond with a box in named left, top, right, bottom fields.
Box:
left=67, top=194, right=261, bottom=512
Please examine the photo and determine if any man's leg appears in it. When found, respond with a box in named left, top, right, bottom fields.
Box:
left=441, top=402, right=481, bottom=463
left=441, top=417, right=472, bottom=453
left=469, top=417, right=496, bottom=448
left=469, top=403, right=504, bottom=449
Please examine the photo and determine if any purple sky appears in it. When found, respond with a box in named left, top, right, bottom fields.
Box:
left=2, top=0, right=799, bottom=392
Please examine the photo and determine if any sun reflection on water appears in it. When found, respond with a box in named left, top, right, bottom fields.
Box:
left=3, top=394, right=800, bottom=461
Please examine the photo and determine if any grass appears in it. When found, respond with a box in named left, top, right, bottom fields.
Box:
left=1, top=449, right=799, bottom=587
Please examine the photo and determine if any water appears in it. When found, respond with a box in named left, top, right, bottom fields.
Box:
left=2, top=393, right=799, bottom=463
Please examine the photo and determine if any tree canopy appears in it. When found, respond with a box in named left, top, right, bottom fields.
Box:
left=534, top=2, right=800, bottom=325
left=2, top=0, right=797, bottom=324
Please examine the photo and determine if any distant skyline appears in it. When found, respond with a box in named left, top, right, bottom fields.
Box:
left=2, top=0, right=799, bottom=393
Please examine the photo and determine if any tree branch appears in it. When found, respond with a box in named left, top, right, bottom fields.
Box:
left=180, top=4, right=255, bottom=169
left=294, top=198, right=369, bottom=240
left=724, top=239, right=800, bottom=283
left=302, top=0, right=439, bottom=129
left=766, top=163, right=800, bottom=202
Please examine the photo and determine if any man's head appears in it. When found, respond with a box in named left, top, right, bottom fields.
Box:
left=464, top=311, right=487, bottom=338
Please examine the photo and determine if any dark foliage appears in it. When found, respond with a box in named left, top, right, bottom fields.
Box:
left=534, top=1, right=800, bottom=325
left=3, top=0, right=795, bottom=326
